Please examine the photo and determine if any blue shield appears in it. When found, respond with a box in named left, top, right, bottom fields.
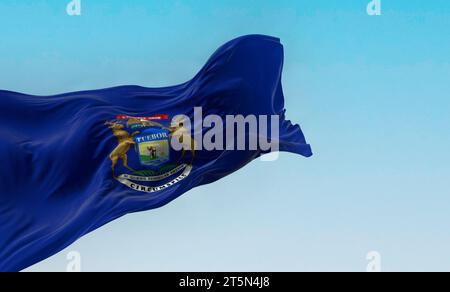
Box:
left=134, top=127, right=170, bottom=167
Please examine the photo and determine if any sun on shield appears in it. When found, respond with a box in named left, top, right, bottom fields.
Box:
left=134, top=127, right=170, bottom=168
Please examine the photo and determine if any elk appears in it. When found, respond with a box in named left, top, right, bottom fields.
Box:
left=105, top=121, right=140, bottom=178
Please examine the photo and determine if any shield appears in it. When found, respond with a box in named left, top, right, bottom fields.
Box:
left=134, top=127, right=170, bottom=167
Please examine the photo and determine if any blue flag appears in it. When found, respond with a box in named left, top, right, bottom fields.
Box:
left=0, top=35, right=312, bottom=271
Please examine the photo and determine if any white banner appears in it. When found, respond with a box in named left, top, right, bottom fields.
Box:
left=116, top=164, right=192, bottom=193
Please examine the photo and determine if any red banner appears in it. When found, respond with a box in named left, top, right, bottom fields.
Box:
left=116, top=114, right=169, bottom=121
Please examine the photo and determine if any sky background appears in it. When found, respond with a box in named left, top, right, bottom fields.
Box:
left=0, top=0, right=449, bottom=271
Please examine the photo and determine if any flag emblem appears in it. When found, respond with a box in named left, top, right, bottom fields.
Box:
left=106, top=115, right=193, bottom=193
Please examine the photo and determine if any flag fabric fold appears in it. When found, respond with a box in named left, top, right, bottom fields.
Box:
left=0, top=35, right=312, bottom=271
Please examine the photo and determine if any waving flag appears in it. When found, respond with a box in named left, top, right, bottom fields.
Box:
left=0, top=35, right=312, bottom=271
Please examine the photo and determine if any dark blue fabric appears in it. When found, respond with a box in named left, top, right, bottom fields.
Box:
left=0, top=35, right=312, bottom=271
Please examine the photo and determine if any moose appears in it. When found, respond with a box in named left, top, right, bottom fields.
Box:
left=168, top=116, right=196, bottom=165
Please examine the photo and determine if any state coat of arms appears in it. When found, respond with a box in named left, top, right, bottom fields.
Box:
left=105, top=114, right=194, bottom=193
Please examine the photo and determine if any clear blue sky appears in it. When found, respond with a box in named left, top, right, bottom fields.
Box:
left=0, top=0, right=449, bottom=271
